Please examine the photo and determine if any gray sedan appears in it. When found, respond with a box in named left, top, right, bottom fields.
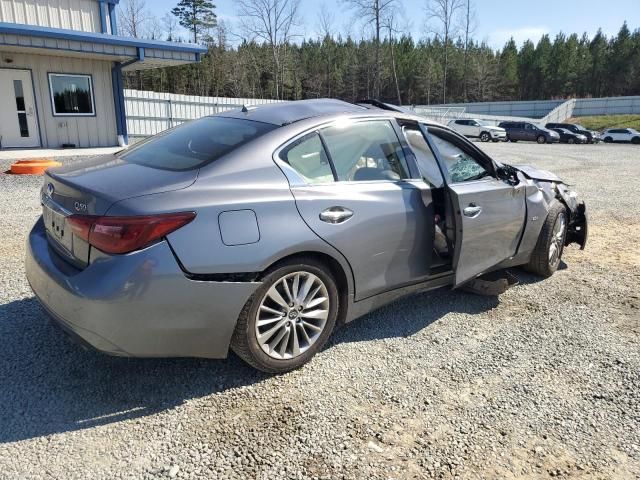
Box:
left=26, top=99, right=588, bottom=373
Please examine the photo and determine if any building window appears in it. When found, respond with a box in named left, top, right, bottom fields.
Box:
left=13, top=80, right=29, bottom=137
left=48, top=74, right=95, bottom=116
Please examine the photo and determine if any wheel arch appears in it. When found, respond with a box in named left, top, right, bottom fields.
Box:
left=258, top=250, right=353, bottom=326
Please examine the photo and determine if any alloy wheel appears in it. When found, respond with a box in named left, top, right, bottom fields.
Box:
left=255, top=271, right=330, bottom=360
left=548, top=212, right=566, bottom=268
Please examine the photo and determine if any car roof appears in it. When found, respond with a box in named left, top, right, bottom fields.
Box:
left=215, top=99, right=370, bottom=126
left=214, top=98, right=437, bottom=127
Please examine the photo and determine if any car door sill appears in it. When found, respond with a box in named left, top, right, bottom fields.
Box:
left=345, top=271, right=454, bottom=323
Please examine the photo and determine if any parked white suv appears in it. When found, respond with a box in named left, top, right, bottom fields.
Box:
left=448, top=119, right=507, bottom=142
left=602, top=128, right=640, bottom=144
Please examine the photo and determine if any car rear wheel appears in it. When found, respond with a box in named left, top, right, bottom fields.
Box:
left=537, top=135, right=547, bottom=144
left=525, top=201, right=567, bottom=278
left=230, top=258, right=339, bottom=373
left=480, top=132, right=491, bottom=142
left=604, top=136, right=613, bottom=143
left=568, top=138, right=575, bottom=144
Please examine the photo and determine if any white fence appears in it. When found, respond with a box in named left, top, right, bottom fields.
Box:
left=124, top=89, right=283, bottom=139
left=572, top=96, right=640, bottom=116
left=424, top=99, right=564, bottom=119
left=124, top=90, right=640, bottom=141
left=428, top=95, right=640, bottom=121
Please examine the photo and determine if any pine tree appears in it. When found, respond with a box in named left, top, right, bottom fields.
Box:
left=171, top=0, right=217, bottom=44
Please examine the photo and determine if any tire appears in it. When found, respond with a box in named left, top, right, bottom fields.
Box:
left=567, top=138, right=575, bottom=144
left=604, top=136, right=613, bottom=143
left=480, top=132, right=491, bottom=142
left=525, top=201, right=568, bottom=278
left=632, top=137, right=640, bottom=145
left=230, top=258, right=339, bottom=373
left=508, top=137, right=518, bottom=143
left=536, top=135, right=547, bottom=144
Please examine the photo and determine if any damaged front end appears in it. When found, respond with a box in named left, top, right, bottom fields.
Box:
left=515, top=165, right=588, bottom=250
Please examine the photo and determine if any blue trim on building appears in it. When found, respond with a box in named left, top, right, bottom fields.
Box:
left=108, top=3, right=118, bottom=35
left=0, top=22, right=207, bottom=54
left=98, top=2, right=108, bottom=34
left=96, top=0, right=120, bottom=4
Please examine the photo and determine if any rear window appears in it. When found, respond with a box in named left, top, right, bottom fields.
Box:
left=120, top=116, right=277, bottom=171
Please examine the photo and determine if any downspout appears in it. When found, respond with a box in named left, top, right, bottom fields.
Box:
left=111, top=63, right=128, bottom=147
left=112, top=48, right=145, bottom=147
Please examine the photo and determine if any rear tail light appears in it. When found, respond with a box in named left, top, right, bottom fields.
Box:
left=67, top=212, right=195, bottom=254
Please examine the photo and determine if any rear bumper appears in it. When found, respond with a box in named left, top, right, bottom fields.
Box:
left=26, top=218, right=260, bottom=358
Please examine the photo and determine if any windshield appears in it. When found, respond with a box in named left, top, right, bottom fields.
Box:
left=120, top=116, right=277, bottom=171
left=573, top=124, right=586, bottom=130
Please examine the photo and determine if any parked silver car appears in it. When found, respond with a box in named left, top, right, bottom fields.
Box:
left=26, top=99, right=588, bottom=373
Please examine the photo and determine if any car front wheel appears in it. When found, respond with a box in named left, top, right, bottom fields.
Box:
left=632, top=137, right=640, bottom=145
left=231, top=258, right=339, bottom=373
left=526, top=201, right=567, bottom=277
left=537, top=135, right=547, bottom=144
left=480, top=132, right=491, bottom=142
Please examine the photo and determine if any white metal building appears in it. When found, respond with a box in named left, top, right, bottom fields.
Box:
left=0, top=0, right=206, bottom=149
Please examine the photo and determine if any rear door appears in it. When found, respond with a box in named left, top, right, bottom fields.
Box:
left=422, top=126, right=526, bottom=285
left=278, top=119, right=435, bottom=300
left=511, top=122, right=525, bottom=140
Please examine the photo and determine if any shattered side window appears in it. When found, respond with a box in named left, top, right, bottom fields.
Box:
left=429, top=133, right=490, bottom=183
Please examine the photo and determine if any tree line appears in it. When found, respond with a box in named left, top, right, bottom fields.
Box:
left=118, top=0, right=640, bottom=105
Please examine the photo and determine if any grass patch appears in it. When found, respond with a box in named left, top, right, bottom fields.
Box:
left=567, top=115, right=640, bottom=131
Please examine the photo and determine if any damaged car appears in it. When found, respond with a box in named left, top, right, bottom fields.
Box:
left=26, top=99, right=588, bottom=373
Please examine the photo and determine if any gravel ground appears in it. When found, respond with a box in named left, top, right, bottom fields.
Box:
left=0, top=143, right=638, bottom=479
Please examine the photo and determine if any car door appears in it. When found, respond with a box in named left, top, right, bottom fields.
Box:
left=455, top=120, right=471, bottom=137
left=511, top=122, right=525, bottom=140
left=524, top=123, right=538, bottom=141
left=277, top=119, right=435, bottom=300
left=421, top=125, right=527, bottom=286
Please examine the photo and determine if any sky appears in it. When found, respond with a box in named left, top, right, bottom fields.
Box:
left=150, top=0, right=640, bottom=50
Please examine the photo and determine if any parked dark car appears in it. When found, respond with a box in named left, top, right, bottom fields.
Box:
left=549, top=128, right=587, bottom=144
left=498, top=122, right=560, bottom=144
left=545, top=122, right=599, bottom=144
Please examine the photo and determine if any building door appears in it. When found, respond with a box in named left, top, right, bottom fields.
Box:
left=0, top=69, right=40, bottom=148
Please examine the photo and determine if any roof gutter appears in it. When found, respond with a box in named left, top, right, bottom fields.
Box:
left=0, top=21, right=207, bottom=54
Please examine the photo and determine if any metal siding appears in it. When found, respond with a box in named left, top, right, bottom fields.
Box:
left=0, top=0, right=101, bottom=33
left=123, top=89, right=284, bottom=139
left=0, top=51, right=117, bottom=147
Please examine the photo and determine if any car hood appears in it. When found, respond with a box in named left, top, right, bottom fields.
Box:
left=485, top=125, right=505, bottom=132
left=513, top=165, right=563, bottom=183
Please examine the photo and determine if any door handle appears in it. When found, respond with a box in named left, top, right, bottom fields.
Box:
left=320, top=206, right=353, bottom=224
left=463, top=204, right=482, bottom=218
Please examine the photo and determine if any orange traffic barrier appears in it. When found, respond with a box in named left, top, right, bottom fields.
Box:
left=10, top=159, right=62, bottom=175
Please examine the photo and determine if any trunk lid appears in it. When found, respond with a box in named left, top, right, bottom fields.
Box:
left=41, top=155, right=198, bottom=267
left=44, top=155, right=197, bottom=216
